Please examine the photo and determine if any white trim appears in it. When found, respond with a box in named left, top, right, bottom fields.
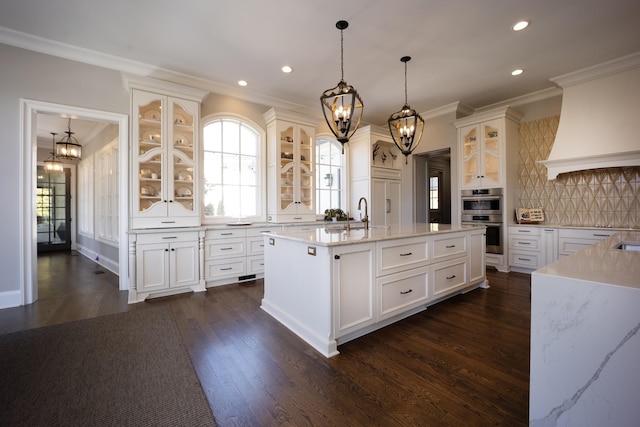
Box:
left=0, top=290, right=23, bottom=310
left=474, top=87, right=563, bottom=113
left=538, top=150, right=640, bottom=180
left=551, top=51, right=640, bottom=88
left=75, top=243, right=119, bottom=275
left=421, top=101, right=474, bottom=121
left=20, top=99, right=129, bottom=307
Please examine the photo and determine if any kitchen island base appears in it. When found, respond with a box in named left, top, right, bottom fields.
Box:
left=262, top=225, right=487, bottom=357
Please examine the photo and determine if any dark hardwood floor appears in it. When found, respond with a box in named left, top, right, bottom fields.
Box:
left=0, top=251, right=531, bottom=426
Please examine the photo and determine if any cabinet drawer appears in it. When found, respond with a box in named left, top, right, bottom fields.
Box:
left=377, top=237, right=429, bottom=276
left=378, top=267, right=429, bottom=320
left=136, top=231, right=198, bottom=245
left=509, top=250, right=540, bottom=269
left=509, top=226, right=542, bottom=236
left=432, top=234, right=467, bottom=261
left=432, top=259, right=467, bottom=299
left=247, top=255, right=265, bottom=274
left=205, top=258, right=245, bottom=280
left=247, top=237, right=266, bottom=256
left=509, top=235, right=541, bottom=250
left=206, top=228, right=247, bottom=239
left=558, top=228, right=616, bottom=239
left=246, top=227, right=280, bottom=237
left=205, top=239, right=245, bottom=259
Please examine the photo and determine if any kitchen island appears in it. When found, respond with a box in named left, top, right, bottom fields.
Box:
left=530, top=230, right=640, bottom=427
left=262, top=223, right=487, bottom=357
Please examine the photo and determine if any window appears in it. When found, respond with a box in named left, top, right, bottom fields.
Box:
left=202, top=117, right=263, bottom=221
left=315, top=137, right=343, bottom=215
left=95, top=139, right=119, bottom=245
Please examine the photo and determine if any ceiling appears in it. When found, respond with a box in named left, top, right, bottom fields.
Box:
left=2, top=0, right=640, bottom=128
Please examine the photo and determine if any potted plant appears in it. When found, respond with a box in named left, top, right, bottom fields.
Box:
left=324, top=208, right=347, bottom=221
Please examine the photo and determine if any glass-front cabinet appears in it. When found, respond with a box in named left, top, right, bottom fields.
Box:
left=132, top=90, right=200, bottom=228
left=460, top=118, right=503, bottom=189
left=264, top=108, right=316, bottom=223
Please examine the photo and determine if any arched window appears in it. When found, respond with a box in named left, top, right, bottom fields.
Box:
left=315, top=137, right=344, bottom=215
left=202, top=116, right=263, bottom=222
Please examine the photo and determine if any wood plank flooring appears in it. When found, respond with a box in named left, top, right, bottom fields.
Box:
left=0, top=251, right=531, bottom=426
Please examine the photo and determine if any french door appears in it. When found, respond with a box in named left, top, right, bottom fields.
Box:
left=37, top=166, right=71, bottom=252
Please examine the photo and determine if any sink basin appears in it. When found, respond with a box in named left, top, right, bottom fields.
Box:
left=615, top=243, right=640, bottom=251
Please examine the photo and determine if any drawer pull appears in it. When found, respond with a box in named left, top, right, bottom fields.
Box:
left=446, top=275, right=456, bottom=280
left=593, top=234, right=610, bottom=237
left=445, top=244, right=456, bottom=248
left=518, top=257, right=531, bottom=261
left=518, top=230, right=531, bottom=233
left=162, top=236, right=178, bottom=239
left=259, top=244, right=264, bottom=247
left=400, top=289, right=413, bottom=295
left=399, top=252, right=413, bottom=257
left=161, top=220, right=176, bottom=224
left=220, top=267, right=232, bottom=271
left=518, top=241, right=531, bottom=245
left=221, top=247, right=233, bottom=251
left=221, top=232, right=233, bottom=236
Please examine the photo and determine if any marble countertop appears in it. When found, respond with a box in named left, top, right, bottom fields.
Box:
left=534, top=230, right=640, bottom=289
left=264, top=223, right=482, bottom=247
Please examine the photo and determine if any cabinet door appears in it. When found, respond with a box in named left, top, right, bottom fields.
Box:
left=333, top=243, right=375, bottom=338
left=170, top=241, right=199, bottom=288
left=168, top=97, right=198, bottom=218
left=461, top=124, right=481, bottom=188
left=133, top=91, right=166, bottom=218
left=371, top=178, right=401, bottom=226
left=480, top=119, right=502, bottom=186
left=136, top=242, right=170, bottom=292
left=469, top=230, right=486, bottom=284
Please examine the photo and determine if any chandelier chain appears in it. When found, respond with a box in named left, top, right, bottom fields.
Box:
left=340, top=28, right=344, bottom=82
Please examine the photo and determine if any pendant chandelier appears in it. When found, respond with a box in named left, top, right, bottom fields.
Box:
left=44, top=132, right=64, bottom=173
left=320, top=20, right=364, bottom=153
left=56, top=117, right=82, bottom=160
left=388, top=56, right=424, bottom=164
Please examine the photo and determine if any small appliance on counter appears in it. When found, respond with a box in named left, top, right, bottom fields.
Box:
left=515, top=207, right=544, bottom=224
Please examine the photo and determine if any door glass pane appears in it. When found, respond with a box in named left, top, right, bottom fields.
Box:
left=37, top=166, right=71, bottom=251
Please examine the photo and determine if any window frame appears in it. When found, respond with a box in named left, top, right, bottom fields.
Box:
left=201, top=113, right=266, bottom=224
left=315, top=134, right=347, bottom=219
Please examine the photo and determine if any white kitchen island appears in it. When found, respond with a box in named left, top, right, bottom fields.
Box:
left=262, top=223, right=487, bottom=357
left=530, top=230, right=640, bottom=427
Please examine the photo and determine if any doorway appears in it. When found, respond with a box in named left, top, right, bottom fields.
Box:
left=36, top=166, right=72, bottom=252
left=20, top=99, right=129, bottom=306
left=414, top=148, right=452, bottom=224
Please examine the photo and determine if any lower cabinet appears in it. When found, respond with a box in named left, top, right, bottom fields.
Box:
left=333, top=243, right=376, bottom=338
left=377, top=267, right=429, bottom=321
left=129, top=230, right=205, bottom=303
left=432, top=258, right=468, bottom=300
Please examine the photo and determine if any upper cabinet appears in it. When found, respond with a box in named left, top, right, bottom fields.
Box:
left=124, top=75, right=209, bottom=229
left=454, top=107, right=522, bottom=190
left=264, top=108, right=317, bottom=223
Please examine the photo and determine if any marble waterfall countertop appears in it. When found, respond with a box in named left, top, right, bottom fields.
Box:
left=263, top=223, right=482, bottom=247
left=534, top=230, right=640, bottom=288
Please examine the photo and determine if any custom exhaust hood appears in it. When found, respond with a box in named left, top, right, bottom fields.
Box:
left=540, top=52, right=640, bottom=180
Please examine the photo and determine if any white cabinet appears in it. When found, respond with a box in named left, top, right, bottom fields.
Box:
left=431, top=231, right=470, bottom=300
left=371, top=176, right=401, bottom=227
left=509, top=226, right=543, bottom=271
left=377, top=236, right=429, bottom=277
left=468, top=228, right=486, bottom=284
left=130, top=89, right=203, bottom=229
left=264, top=108, right=316, bottom=223
left=333, top=243, right=376, bottom=338
left=558, top=228, right=617, bottom=257
left=204, top=225, right=276, bottom=286
left=349, top=125, right=403, bottom=226
left=542, top=228, right=558, bottom=265
left=377, top=267, right=429, bottom=321
left=129, top=230, right=205, bottom=303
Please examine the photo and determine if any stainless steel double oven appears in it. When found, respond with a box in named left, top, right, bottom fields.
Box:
left=461, top=188, right=503, bottom=254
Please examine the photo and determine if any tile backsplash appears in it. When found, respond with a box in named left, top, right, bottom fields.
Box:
left=518, top=116, right=640, bottom=228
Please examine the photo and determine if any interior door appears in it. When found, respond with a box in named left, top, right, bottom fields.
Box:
left=36, top=166, right=71, bottom=252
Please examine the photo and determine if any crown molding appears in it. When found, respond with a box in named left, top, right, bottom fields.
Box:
left=551, top=51, right=640, bottom=88
left=0, top=25, right=320, bottom=118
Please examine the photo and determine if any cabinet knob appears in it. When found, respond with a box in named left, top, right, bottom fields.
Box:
left=334, top=255, right=340, bottom=260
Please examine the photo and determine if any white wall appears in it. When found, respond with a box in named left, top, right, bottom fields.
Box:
left=0, top=43, right=129, bottom=303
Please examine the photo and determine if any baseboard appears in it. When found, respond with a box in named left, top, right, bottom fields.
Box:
left=75, top=244, right=119, bottom=275
left=0, top=289, right=22, bottom=309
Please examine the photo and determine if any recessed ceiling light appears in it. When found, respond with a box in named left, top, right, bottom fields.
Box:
left=282, top=65, right=293, bottom=73
left=512, top=69, right=524, bottom=76
left=513, top=20, right=529, bottom=31
left=238, top=80, right=248, bottom=87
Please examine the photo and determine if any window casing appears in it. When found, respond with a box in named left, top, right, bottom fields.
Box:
left=202, top=116, right=264, bottom=222
left=315, top=137, right=344, bottom=215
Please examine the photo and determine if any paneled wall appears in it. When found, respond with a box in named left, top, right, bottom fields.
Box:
left=518, top=116, right=640, bottom=228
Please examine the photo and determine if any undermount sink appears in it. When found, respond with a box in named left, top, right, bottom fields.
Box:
left=614, top=242, right=640, bottom=251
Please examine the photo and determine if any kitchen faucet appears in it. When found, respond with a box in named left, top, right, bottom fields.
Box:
left=358, top=197, right=369, bottom=228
